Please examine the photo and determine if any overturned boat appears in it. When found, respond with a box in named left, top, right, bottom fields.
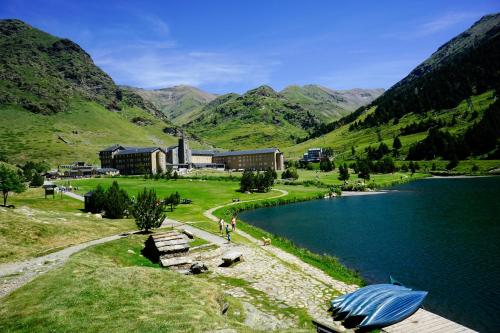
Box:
left=330, top=281, right=427, bottom=329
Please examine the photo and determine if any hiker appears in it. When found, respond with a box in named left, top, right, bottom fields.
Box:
left=225, top=224, right=231, bottom=242
left=231, top=215, right=237, bottom=231
left=219, top=218, right=225, bottom=235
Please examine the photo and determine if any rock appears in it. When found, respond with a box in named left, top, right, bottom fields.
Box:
left=127, top=249, right=135, bottom=254
left=190, top=262, right=208, bottom=274
left=94, top=214, right=102, bottom=219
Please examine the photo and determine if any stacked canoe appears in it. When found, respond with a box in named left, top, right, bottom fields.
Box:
left=330, top=283, right=428, bottom=330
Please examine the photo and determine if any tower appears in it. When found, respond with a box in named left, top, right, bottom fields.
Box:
left=178, top=135, right=191, bottom=165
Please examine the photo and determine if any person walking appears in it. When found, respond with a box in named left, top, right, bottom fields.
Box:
left=219, top=218, right=225, bottom=235
left=225, top=223, right=231, bottom=242
left=231, top=215, right=237, bottom=231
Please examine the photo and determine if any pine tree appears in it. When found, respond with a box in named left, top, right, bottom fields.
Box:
left=240, top=170, right=255, bottom=192
left=133, top=188, right=165, bottom=232
left=393, top=136, right=402, bottom=150
left=104, top=181, right=130, bottom=218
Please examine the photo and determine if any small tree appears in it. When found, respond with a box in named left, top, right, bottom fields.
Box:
left=392, top=136, right=402, bottom=150
left=133, top=188, right=165, bottom=232
left=357, top=160, right=371, bottom=181
left=338, top=163, right=350, bottom=183
left=319, top=157, right=334, bottom=172
left=30, top=172, right=45, bottom=187
left=172, top=171, right=179, bottom=179
left=87, top=184, right=106, bottom=213
left=408, top=161, right=416, bottom=174
left=104, top=181, right=130, bottom=218
left=282, top=167, right=299, bottom=180
left=240, top=170, right=255, bottom=192
left=165, top=191, right=181, bottom=211
left=0, top=165, right=26, bottom=206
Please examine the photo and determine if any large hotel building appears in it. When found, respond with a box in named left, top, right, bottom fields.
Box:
left=99, top=137, right=284, bottom=175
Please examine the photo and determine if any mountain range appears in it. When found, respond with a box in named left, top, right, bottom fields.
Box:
left=0, top=14, right=499, bottom=166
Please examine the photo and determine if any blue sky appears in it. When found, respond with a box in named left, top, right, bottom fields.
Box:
left=1, top=0, right=499, bottom=94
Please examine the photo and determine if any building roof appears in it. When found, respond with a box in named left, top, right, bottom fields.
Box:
left=214, top=148, right=280, bottom=157
left=115, top=147, right=161, bottom=155
left=191, top=149, right=215, bottom=156
left=100, top=144, right=123, bottom=152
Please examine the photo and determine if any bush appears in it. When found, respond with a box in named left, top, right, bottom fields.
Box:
left=104, top=181, right=130, bottom=218
left=133, top=188, right=165, bottom=232
left=282, top=167, right=299, bottom=180
left=319, top=157, right=334, bottom=172
left=30, top=172, right=45, bottom=187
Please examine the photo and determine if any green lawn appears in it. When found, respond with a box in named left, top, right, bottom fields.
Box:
left=0, top=234, right=276, bottom=333
left=66, top=177, right=326, bottom=244
left=0, top=188, right=135, bottom=263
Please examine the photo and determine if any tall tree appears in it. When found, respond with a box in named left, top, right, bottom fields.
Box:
left=0, top=165, right=26, bottom=206
left=338, top=163, right=350, bottom=183
left=104, top=181, right=130, bottom=218
left=133, top=188, right=165, bottom=232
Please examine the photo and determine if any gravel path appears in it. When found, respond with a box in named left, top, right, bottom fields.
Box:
left=62, top=191, right=84, bottom=201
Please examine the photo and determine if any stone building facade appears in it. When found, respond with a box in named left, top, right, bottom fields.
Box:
left=99, top=145, right=166, bottom=175
left=213, top=148, right=284, bottom=171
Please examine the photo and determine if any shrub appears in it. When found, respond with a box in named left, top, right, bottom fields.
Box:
left=30, top=172, right=45, bottom=187
left=282, top=167, right=299, bottom=180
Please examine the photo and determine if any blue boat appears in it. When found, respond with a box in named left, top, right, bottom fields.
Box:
left=345, top=288, right=409, bottom=319
left=331, top=284, right=393, bottom=312
left=334, top=285, right=409, bottom=320
left=339, top=286, right=410, bottom=319
left=358, top=291, right=428, bottom=329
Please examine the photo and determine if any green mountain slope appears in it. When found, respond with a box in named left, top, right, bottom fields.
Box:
left=123, top=85, right=217, bottom=124
left=280, top=85, right=383, bottom=122
left=357, top=13, right=500, bottom=128
left=185, top=85, right=321, bottom=150
left=0, top=19, right=181, bottom=165
left=288, top=14, right=500, bottom=165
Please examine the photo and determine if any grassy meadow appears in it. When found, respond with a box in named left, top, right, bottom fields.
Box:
left=0, top=101, right=182, bottom=166
left=0, top=188, right=134, bottom=263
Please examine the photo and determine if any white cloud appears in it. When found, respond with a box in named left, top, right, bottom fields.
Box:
left=417, top=12, right=479, bottom=36
left=141, top=15, right=170, bottom=37
left=95, top=48, right=277, bottom=89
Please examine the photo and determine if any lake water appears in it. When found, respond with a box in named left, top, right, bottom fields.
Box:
left=239, top=177, right=500, bottom=332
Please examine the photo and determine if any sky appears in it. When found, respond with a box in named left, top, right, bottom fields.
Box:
left=1, top=0, right=499, bottom=94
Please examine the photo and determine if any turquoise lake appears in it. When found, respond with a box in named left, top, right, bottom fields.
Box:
left=239, top=177, right=500, bottom=332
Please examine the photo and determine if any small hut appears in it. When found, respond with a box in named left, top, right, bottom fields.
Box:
left=83, top=191, right=94, bottom=212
